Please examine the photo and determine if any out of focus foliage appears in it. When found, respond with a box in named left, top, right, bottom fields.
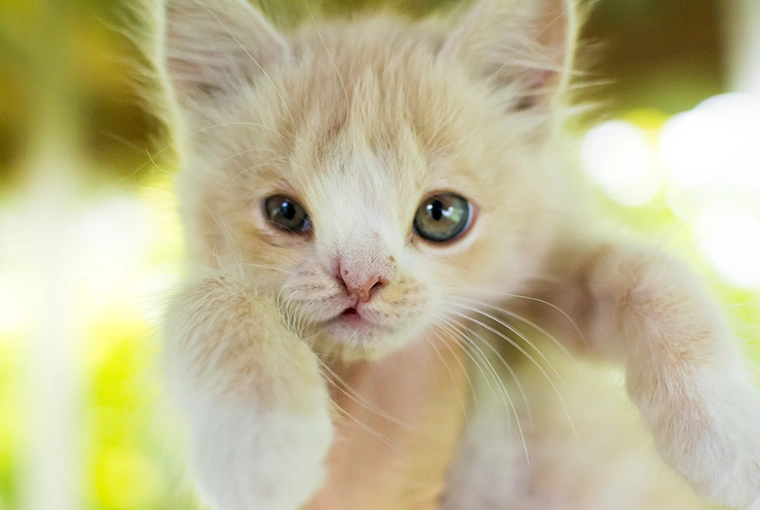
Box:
left=0, top=0, right=757, bottom=509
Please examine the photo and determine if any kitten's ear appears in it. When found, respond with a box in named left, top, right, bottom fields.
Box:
left=161, top=0, right=289, bottom=107
left=442, top=0, right=577, bottom=112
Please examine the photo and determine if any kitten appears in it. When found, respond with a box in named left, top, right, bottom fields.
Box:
left=148, top=0, right=760, bottom=508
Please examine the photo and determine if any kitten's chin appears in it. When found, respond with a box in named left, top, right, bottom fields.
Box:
left=311, top=317, right=423, bottom=362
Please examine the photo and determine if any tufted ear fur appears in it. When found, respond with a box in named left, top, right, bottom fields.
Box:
left=162, top=0, right=289, bottom=109
left=441, top=0, right=577, bottom=113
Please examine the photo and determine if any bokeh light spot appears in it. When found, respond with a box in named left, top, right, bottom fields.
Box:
left=581, top=120, right=663, bottom=206
left=660, top=93, right=760, bottom=220
left=696, top=205, right=760, bottom=288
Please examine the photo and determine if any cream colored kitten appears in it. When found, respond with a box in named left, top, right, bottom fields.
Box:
left=149, top=0, right=760, bottom=508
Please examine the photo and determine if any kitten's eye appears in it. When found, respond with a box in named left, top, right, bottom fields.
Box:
left=414, top=193, right=472, bottom=243
left=264, top=195, right=312, bottom=234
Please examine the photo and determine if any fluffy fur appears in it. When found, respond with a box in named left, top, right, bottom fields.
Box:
left=150, top=0, right=760, bottom=508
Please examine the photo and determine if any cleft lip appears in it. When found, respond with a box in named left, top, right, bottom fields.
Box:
left=341, top=307, right=358, bottom=316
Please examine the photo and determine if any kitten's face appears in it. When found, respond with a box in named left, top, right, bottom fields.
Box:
left=167, top=1, right=571, bottom=359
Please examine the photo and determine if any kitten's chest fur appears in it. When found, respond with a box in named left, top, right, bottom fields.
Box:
left=443, top=327, right=708, bottom=510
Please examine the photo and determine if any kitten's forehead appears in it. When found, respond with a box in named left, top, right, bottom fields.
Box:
left=272, top=36, right=494, bottom=187
left=290, top=122, right=421, bottom=251
left=277, top=26, right=504, bottom=185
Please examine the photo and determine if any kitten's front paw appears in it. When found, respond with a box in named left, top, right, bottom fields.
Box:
left=191, top=392, right=333, bottom=510
left=643, top=375, right=760, bottom=509
left=165, top=275, right=334, bottom=510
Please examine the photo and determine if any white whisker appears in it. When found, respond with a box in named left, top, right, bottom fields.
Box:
left=444, top=315, right=534, bottom=432
left=327, top=396, right=398, bottom=451
left=421, top=333, right=470, bottom=418
left=447, top=301, right=566, bottom=388
left=446, top=308, right=580, bottom=451
left=429, top=322, right=481, bottom=416
left=436, top=316, right=530, bottom=464
left=317, top=359, right=415, bottom=432
left=435, top=320, right=502, bottom=412
left=446, top=286, right=586, bottom=346
left=452, top=296, right=576, bottom=362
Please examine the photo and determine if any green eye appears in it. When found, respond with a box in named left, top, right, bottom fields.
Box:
left=264, top=195, right=311, bottom=234
left=413, top=193, right=472, bottom=243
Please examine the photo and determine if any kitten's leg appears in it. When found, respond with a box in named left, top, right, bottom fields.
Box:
left=537, top=243, right=760, bottom=509
left=164, top=273, right=333, bottom=510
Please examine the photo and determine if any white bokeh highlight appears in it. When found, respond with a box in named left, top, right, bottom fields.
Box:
left=581, top=120, right=663, bottom=206
left=696, top=205, right=760, bottom=288
left=659, top=93, right=760, bottom=220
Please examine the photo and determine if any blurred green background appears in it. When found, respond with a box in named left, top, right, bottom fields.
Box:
left=0, top=0, right=759, bottom=509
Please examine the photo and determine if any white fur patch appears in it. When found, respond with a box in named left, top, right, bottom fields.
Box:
left=188, top=393, right=333, bottom=510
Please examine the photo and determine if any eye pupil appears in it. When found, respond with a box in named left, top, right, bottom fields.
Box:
left=429, top=200, right=444, bottom=221
left=280, top=201, right=296, bottom=220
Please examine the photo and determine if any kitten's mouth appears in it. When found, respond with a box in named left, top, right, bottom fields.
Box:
left=336, top=306, right=366, bottom=325
left=327, top=306, right=375, bottom=330
left=321, top=305, right=396, bottom=338
left=316, top=304, right=409, bottom=359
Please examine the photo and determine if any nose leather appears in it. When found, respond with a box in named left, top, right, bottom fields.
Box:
left=336, top=232, right=394, bottom=303
left=339, top=266, right=389, bottom=302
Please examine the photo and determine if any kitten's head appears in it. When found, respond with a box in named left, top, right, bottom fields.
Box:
left=160, top=0, right=577, bottom=360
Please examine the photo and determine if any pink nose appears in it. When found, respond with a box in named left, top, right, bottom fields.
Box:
left=339, top=265, right=389, bottom=302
